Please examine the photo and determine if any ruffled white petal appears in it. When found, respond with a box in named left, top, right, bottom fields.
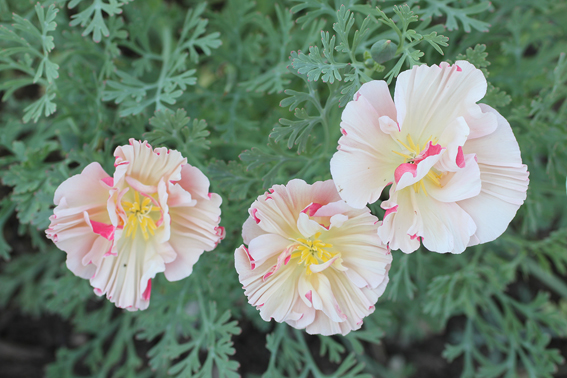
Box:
left=378, top=188, right=420, bottom=253
left=463, top=104, right=526, bottom=167
left=395, top=61, right=487, bottom=144
left=46, top=163, right=113, bottom=279
left=459, top=105, right=529, bottom=245
left=379, top=187, right=476, bottom=254
left=417, top=194, right=477, bottom=254
left=331, top=92, right=401, bottom=208
left=91, top=235, right=176, bottom=310
left=165, top=165, right=224, bottom=281
left=355, top=80, right=397, bottom=120
left=113, top=139, right=186, bottom=189
left=427, top=154, right=482, bottom=203
left=235, top=245, right=301, bottom=322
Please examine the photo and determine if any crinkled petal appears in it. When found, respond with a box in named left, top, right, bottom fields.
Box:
left=394, top=61, right=487, bottom=146
left=435, top=117, right=470, bottom=172
left=91, top=236, right=176, bottom=310
left=235, top=245, right=301, bottom=322
left=251, top=179, right=338, bottom=238
left=378, top=188, right=421, bottom=253
left=248, top=233, right=292, bottom=267
left=113, top=139, right=186, bottom=189
left=416, top=194, right=477, bottom=254
left=459, top=164, right=529, bottom=246
left=297, top=212, right=325, bottom=238
left=457, top=104, right=529, bottom=245
left=427, top=154, right=481, bottom=203
left=328, top=213, right=392, bottom=289
left=355, top=80, right=397, bottom=120
left=462, top=104, right=525, bottom=167
left=331, top=95, right=401, bottom=208
left=164, top=165, right=223, bottom=281
left=46, top=163, right=113, bottom=278
left=242, top=216, right=266, bottom=245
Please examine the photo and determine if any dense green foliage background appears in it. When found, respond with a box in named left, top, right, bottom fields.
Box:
left=1, top=0, right=567, bottom=377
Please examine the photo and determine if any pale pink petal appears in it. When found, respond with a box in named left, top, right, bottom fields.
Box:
left=248, top=233, right=292, bottom=266
left=328, top=214, right=392, bottom=289
left=297, top=212, right=325, bottom=238
left=251, top=179, right=339, bottom=238
left=173, top=164, right=212, bottom=200
left=435, top=117, right=470, bottom=172
left=458, top=164, right=528, bottom=245
left=394, top=61, right=487, bottom=145
left=311, top=200, right=352, bottom=218
left=462, top=104, right=525, bottom=167
left=165, top=175, right=223, bottom=281
left=91, top=237, right=176, bottom=310
left=426, top=154, right=481, bottom=203
left=355, top=80, right=397, bottom=120
left=285, top=298, right=316, bottom=330
left=235, top=245, right=301, bottom=322
left=379, top=115, right=400, bottom=134
left=113, top=139, right=186, bottom=189
left=331, top=95, right=401, bottom=208
left=52, top=163, right=112, bottom=213
left=327, top=214, right=349, bottom=230
left=378, top=189, right=421, bottom=253
left=304, top=273, right=346, bottom=323
left=420, top=198, right=476, bottom=254
left=242, top=216, right=266, bottom=245
left=46, top=163, right=113, bottom=278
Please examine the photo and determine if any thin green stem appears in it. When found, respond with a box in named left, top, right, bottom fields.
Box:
left=526, top=257, right=567, bottom=298
left=266, top=323, right=287, bottom=373
left=154, top=27, right=171, bottom=111
left=294, top=329, right=324, bottom=377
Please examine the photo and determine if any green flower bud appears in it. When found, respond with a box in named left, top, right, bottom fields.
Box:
left=370, top=39, right=398, bottom=64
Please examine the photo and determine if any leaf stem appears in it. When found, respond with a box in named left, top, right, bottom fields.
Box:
left=526, top=257, right=567, bottom=298
left=294, top=329, right=324, bottom=377
left=154, top=27, right=172, bottom=111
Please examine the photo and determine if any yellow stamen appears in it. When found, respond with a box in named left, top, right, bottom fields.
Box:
left=406, top=134, right=418, bottom=152
left=291, top=233, right=336, bottom=275
left=397, top=138, right=414, bottom=153
left=420, top=179, right=428, bottom=196
left=427, top=171, right=441, bottom=186
left=392, top=150, right=413, bottom=159
left=122, top=191, right=160, bottom=241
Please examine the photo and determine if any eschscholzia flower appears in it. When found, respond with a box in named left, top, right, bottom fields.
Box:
left=235, top=179, right=392, bottom=336
left=330, top=61, right=529, bottom=254
left=46, top=139, right=224, bottom=310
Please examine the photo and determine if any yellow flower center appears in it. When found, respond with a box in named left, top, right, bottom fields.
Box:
left=290, top=232, right=334, bottom=275
left=392, top=134, right=443, bottom=195
left=122, top=191, right=161, bottom=240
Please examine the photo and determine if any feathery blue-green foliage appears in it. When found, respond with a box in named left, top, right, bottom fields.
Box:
left=1, top=0, right=566, bottom=377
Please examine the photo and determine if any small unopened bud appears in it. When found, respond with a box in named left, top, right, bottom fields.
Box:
left=370, top=39, right=398, bottom=64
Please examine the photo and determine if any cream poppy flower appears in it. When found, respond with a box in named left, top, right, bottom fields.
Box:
left=235, top=179, right=392, bottom=336
left=46, top=139, right=224, bottom=310
left=330, top=61, right=529, bottom=254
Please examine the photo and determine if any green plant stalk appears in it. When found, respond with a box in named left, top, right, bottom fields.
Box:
left=155, top=27, right=172, bottom=111
left=526, top=257, right=567, bottom=298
